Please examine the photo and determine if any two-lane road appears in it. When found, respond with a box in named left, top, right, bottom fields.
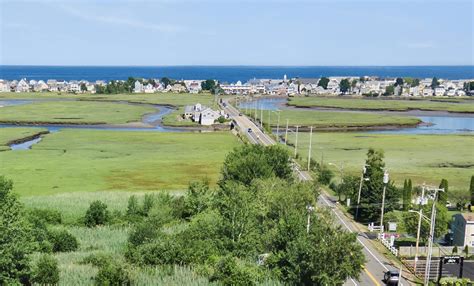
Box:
left=223, top=100, right=410, bottom=286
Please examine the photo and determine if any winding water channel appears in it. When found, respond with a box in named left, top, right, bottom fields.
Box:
left=2, top=97, right=473, bottom=150
left=238, top=98, right=474, bottom=135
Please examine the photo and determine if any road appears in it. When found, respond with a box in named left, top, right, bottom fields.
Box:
left=223, top=100, right=411, bottom=286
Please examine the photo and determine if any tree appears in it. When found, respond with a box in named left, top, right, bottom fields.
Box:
left=395, top=78, right=404, bottom=87
left=80, top=83, right=87, bottom=92
left=48, top=229, right=79, bottom=252
left=210, top=256, right=261, bottom=286
left=402, top=179, right=413, bottom=211
left=357, top=149, right=400, bottom=222
left=339, top=78, right=351, bottom=94
left=201, top=79, right=217, bottom=92
left=470, top=176, right=474, bottom=206
left=404, top=202, right=449, bottom=242
left=431, top=77, right=440, bottom=89
left=439, top=179, right=449, bottom=205
left=126, top=195, right=140, bottom=217
left=449, top=189, right=470, bottom=210
left=318, top=77, right=330, bottom=89
left=32, top=254, right=59, bottom=285
left=220, top=144, right=293, bottom=186
left=316, top=164, right=334, bottom=185
left=184, top=180, right=212, bottom=218
left=464, top=81, right=474, bottom=92
left=84, top=200, right=110, bottom=227
left=384, top=85, right=395, bottom=96
left=161, top=77, right=172, bottom=88
left=95, top=261, right=131, bottom=286
left=0, top=176, right=33, bottom=285
left=351, top=79, right=358, bottom=90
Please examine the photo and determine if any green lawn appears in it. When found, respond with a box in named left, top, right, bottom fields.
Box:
left=1, top=129, right=239, bottom=196
left=0, top=92, right=216, bottom=107
left=0, top=127, right=48, bottom=151
left=162, top=107, right=200, bottom=127
left=287, top=132, right=474, bottom=189
left=246, top=109, right=421, bottom=129
left=288, top=97, right=474, bottom=113
left=0, top=101, right=156, bottom=125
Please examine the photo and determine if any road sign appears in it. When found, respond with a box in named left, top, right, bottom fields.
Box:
left=442, top=256, right=461, bottom=265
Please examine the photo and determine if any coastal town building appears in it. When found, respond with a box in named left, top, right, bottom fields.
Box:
left=452, top=213, right=474, bottom=247
left=183, top=103, right=221, bottom=125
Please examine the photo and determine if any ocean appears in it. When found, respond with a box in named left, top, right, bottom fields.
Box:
left=0, top=65, right=473, bottom=83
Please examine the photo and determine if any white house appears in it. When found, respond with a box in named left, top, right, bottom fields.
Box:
left=434, top=87, right=446, bottom=96
left=34, top=80, right=49, bottom=92
left=133, top=81, right=143, bottom=93
left=452, top=213, right=474, bottom=247
left=200, top=107, right=220, bottom=125
left=16, top=79, right=29, bottom=92
left=0, top=80, right=10, bottom=92
left=422, top=88, right=434, bottom=97
left=144, top=83, right=154, bottom=93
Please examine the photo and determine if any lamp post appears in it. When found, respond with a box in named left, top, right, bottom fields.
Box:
left=306, top=204, right=315, bottom=234
left=380, top=170, right=389, bottom=234
left=285, top=119, right=289, bottom=145
left=294, top=125, right=299, bottom=158
left=307, top=126, right=313, bottom=171
left=355, top=166, right=369, bottom=221
left=424, top=187, right=444, bottom=286
left=413, top=184, right=426, bottom=273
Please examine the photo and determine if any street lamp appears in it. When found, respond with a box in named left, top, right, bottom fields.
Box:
left=412, top=184, right=426, bottom=273
left=424, top=187, right=444, bottom=286
left=380, top=170, right=389, bottom=234
left=306, top=204, right=315, bottom=234
left=355, top=165, right=369, bottom=221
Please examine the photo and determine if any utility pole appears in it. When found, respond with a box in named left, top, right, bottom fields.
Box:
left=355, top=166, right=367, bottom=221
left=380, top=170, right=389, bottom=234
left=276, top=111, right=281, bottom=140
left=294, top=125, right=299, bottom=158
left=268, top=110, right=271, bottom=130
left=285, top=119, right=289, bottom=145
left=254, top=102, right=257, bottom=120
left=424, top=187, right=444, bottom=286
left=260, top=106, right=263, bottom=128
left=414, top=184, right=426, bottom=273
left=307, top=126, right=313, bottom=171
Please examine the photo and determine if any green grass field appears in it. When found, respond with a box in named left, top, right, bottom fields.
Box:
left=246, top=109, right=421, bottom=129
left=0, top=101, right=156, bottom=125
left=2, top=129, right=239, bottom=196
left=0, top=127, right=48, bottom=151
left=0, top=92, right=216, bottom=107
left=162, top=107, right=200, bottom=127
left=288, top=97, right=474, bottom=113
left=287, top=132, right=474, bottom=190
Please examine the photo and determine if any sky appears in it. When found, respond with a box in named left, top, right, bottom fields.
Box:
left=0, top=0, right=473, bottom=66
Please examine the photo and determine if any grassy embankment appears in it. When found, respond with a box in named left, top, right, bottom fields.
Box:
left=288, top=97, right=474, bottom=113
left=0, top=127, right=49, bottom=151
left=245, top=109, right=421, bottom=130
left=287, top=132, right=474, bottom=190
left=0, top=101, right=156, bottom=125
left=0, top=92, right=218, bottom=126
left=0, top=92, right=216, bottom=106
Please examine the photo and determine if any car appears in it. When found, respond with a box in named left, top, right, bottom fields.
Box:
left=248, top=128, right=252, bottom=133
left=383, top=270, right=399, bottom=285
left=239, top=113, right=243, bottom=116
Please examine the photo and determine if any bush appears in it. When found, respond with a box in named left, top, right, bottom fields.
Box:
left=95, top=261, right=131, bottom=286
left=28, top=208, right=62, bottom=225
left=48, top=229, right=79, bottom=252
left=452, top=245, right=458, bottom=253
left=217, top=116, right=226, bottom=123
left=80, top=252, right=113, bottom=267
left=210, top=256, right=261, bottom=286
left=85, top=200, right=110, bottom=227
left=439, top=277, right=471, bottom=286
left=317, top=166, right=334, bottom=185
left=32, top=254, right=59, bottom=285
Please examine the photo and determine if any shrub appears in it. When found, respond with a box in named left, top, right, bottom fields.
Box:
left=48, top=229, right=79, bottom=252
left=317, top=166, right=334, bottom=185
left=452, top=245, right=458, bottom=254
left=95, top=261, right=131, bottom=286
left=32, top=254, right=59, bottom=285
left=217, top=116, right=225, bottom=123
left=210, top=256, right=261, bottom=286
left=80, top=252, right=113, bottom=268
left=28, top=208, right=62, bottom=225
left=85, top=200, right=110, bottom=227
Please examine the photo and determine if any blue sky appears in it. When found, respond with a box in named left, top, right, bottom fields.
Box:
left=1, top=0, right=473, bottom=66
